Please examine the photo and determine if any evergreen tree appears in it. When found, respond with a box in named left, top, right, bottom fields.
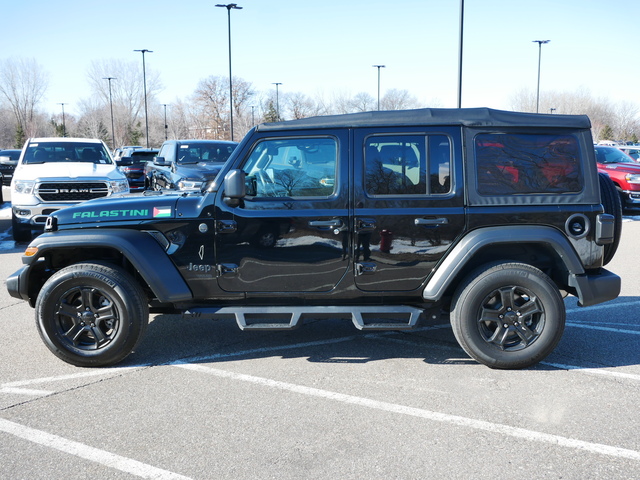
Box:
left=601, top=124, right=614, bottom=141
left=14, top=124, right=25, bottom=148
left=263, top=101, right=279, bottom=123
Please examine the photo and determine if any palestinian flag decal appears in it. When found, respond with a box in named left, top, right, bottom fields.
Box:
left=153, top=206, right=172, bottom=218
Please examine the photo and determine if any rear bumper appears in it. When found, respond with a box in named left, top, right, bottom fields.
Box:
left=569, top=268, right=621, bottom=307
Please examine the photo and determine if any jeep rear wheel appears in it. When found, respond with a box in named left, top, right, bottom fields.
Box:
left=35, top=262, right=149, bottom=367
left=450, top=262, right=565, bottom=370
left=598, top=172, right=622, bottom=265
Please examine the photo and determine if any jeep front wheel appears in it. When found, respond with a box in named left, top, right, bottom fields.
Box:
left=450, top=262, right=565, bottom=370
left=35, top=263, right=149, bottom=367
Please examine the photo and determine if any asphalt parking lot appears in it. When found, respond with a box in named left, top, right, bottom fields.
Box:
left=1, top=190, right=639, bottom=479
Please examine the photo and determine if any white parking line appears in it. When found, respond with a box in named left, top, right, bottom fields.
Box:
left=566, top=322, right=640, bottom=335
left=566, top=299, right=640, bottom=313
left=1, top=366, right=147, bottom=392
left=542, top=363, right=640, bottom=381
left=173, top=362, right=640, bottom=462
left=0, top=387, right=53, bottom=396
left=0, top=418, right=192, bottom=479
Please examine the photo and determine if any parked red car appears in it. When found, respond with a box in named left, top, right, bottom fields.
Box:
left=595, top=145, right=640, bottom=211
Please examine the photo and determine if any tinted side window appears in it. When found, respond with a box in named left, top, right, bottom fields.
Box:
left=365, top=135, right=451, bottom=196
left=158, top=143, right=175, bottom=163
left=241, top=137, right=337, bottom=198
left=475, top=133, right=581, bottom=195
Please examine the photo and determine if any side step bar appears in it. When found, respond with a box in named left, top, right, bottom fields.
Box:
left=183, top=306, right=424, bottom=331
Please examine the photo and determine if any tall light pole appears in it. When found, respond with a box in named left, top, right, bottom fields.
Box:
left=251, top=105, right=255, bottom=126
left=216, top=3, right=243, bottom=141
left=272, top=82, right=282, bottom=120
left=103, top=77, right=116, bottom=149
left=58, top=103, right=66, bottom=137
left=134, top=49, right=153, bottom=147
left=372, top=65, right=385, bottom=111
left=532, top=40, right=550, bottom=113
left=161, top=104, right=168, bottom=140
left=457, top=0, right=464, bottom=108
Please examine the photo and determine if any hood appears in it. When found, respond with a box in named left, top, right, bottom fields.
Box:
left=599, top=163, right=640, bottom=174
left=16, top=162, right=126, bottom=181
left=177, top=162, right=224, bottom=180
left=53, top=194, right=181, bottom=226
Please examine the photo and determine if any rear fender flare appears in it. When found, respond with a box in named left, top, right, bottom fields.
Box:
left=423, top=225, right=585, bottom=302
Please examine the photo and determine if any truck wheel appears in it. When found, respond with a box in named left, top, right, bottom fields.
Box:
left=35, top=262, right=149, bottom=367
left=11, top=214, right=32, bottom=243
left=598, top=172, right=622, bottom=265
left=450, top=262, right=565, bottom=370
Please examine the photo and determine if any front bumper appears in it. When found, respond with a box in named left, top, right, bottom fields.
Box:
left=12, top=203, right=72, bottom=227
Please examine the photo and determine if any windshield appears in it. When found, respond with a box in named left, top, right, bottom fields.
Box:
left=22, top=141, right=113, bottom=165
left=595, top=146, right=636, bottom=165
left=176, top=143, right=236, bottom=164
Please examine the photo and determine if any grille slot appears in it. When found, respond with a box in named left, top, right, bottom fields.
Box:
left=37, top=182, right=109, bottom=202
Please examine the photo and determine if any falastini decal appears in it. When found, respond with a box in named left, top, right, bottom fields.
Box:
left=70, top=206, right=173, bottom=219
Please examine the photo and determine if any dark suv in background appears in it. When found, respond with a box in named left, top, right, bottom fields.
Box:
left=145, top=139, right=238, bottom=191
left=0, top=149, right=22, bottom=187
left=116, top=148, right=159, bottom=191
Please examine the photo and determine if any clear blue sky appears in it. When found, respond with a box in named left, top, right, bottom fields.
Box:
left=2, top=0, right=638, bottom=116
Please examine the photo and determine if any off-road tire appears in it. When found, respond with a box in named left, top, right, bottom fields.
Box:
left=35, top=262, right=149, bottom=367
left=450, top=262, right=565, bottom=370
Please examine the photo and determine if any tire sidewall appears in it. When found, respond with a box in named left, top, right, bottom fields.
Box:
left=36, top=265, right=146, bottom=367
left=452, top=263, right=565, bottom=369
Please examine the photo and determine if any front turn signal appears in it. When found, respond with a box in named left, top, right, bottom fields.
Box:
left=24, top=247, right=38, bottom=257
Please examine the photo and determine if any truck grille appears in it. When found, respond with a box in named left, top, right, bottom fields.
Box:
left=37, top=182, right=110, bottom=202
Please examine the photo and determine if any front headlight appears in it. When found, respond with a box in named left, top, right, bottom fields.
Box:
left=13, top=180, right=35, bottom=195
left=178, top=179, right=205, bottom=190
left=110, top=180, right=130, bottom=194
left=625, top=174, right=640, bottom=184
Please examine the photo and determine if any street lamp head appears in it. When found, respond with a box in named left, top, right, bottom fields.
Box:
left=216, top=3, right=242, bottom=9
left=134, top=49, right=153, bottom=54
left=372, top=65, right=386, bottom=68
left=532, top=40, right=550, bottom=45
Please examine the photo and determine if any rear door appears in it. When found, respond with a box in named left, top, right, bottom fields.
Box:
left=352, top=126, right=466, bottom=292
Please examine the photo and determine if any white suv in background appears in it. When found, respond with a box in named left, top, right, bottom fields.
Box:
left=11, top=137, right=129, bottom=242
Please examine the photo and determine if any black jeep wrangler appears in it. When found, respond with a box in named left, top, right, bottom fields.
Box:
left=7, top=108, right=622, bottom=369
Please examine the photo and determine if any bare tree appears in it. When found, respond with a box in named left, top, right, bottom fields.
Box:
left=381, top=89, right=420, bottom=110
left=287, top=91, right=322, bottom=119
left=191, top=75, right=254, bottom=140
left=84, top=59, right=163, bottom=147
left=349, top=92, right=376, bottom=112
left=0, top=57, right=49, bottom=142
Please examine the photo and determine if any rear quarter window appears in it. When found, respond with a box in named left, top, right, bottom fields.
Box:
left=475, top=133, right=582, bottom=195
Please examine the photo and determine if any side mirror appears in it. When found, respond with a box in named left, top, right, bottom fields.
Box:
left=223, top=169, right=246, bottom=207
left=154, top=156, right=167, bottom=166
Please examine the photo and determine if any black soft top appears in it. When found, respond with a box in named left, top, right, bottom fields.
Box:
left=257, top=107, right=591, bottom=131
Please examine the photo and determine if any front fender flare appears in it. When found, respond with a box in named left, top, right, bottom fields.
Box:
left=423, top=225, right=585, bottom=302
left=23, top=228, right=192, bottom=303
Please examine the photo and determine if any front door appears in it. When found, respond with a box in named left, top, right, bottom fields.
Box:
left=352, top=127, right=466, bottom=292
left=215, top=131, right=350, bottom=293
